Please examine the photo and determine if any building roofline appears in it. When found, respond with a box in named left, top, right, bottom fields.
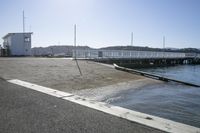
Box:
left=2, top=32, right=33, bottom=39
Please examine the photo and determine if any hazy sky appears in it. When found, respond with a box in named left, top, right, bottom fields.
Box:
left=0, top=0, right=200, bottom=48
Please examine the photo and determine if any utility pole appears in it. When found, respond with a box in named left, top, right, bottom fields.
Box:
left=163, top=36, right=166, bottom=66
left=163, top=36, right=165, bottom=50
left=22, top=10, right=26, bottom=55
left=74, top=24, right=82, bottom=76
left=23, top=10, right=25, bottom=33
left=74, top=24, right=76, bottom=59
left=131, top=32, right=133, bottom=46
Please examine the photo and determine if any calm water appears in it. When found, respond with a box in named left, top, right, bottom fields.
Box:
left=105, top=65, right=200, bottom=128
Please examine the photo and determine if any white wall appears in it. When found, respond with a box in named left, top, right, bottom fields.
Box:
left=3, top=33, right=32, bottom=56
left=73, top=49, right=188, bottom=59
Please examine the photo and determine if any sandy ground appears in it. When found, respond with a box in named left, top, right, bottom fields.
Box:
left=0, top=57, right=161, bottom=93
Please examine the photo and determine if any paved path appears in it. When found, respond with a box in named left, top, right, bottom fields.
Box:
left=0, top=79, right=164, bottom=133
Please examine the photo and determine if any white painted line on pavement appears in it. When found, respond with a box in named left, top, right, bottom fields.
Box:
left=8, top=79, right=72, bottom=98
left=96, top=62, right=115, bottom=68
left=8, top=79, right=200, bottom=133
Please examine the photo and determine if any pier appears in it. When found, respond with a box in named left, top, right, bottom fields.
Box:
left=114, top=63, right=200, bottom=87
left=73, top=49, right=200, bottom=67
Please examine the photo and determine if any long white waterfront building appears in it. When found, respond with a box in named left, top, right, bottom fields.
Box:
left=73, top=49, right=200, bottom=59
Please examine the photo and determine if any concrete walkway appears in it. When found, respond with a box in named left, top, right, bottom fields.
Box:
left=0, top=58, right=156, bottom=92
left=0, top=79, right=164, bottom=133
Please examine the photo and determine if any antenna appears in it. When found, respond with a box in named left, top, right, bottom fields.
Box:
left=29, top=25, right=31, bottom=32
left=23, top=10, right=25, bottom=33
left=131, top=32, right=133, bottom=46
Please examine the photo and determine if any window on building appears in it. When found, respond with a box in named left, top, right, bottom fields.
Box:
left=24, top=37, right=30, bottom=42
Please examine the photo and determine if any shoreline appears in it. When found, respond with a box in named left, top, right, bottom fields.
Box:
left=73, top=78, right=163, bottom=101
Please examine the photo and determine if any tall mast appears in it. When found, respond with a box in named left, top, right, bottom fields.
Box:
left=163, top=36, right=165, bottom=49
left=23, top=10, right=25, bottom=33
left=74, top=24, right=82, bottom=76
left=74, top=24, right=76, bottom=59
left=131, top=32, right=133, bottom=46
left=163, top=36, right=166, bottom=60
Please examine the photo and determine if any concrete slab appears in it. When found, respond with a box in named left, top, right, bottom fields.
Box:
left=0, top=79, right=165, bottom=133
left=0, top=58, right=160, bottom=92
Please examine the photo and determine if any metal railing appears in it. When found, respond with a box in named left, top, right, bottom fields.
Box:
left=73, top=49, right=196, bottom=59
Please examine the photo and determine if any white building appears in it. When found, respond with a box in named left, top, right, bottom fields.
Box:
left=2, top=32, right=33, bottom=56
left=73, top=49, right=187, bottom=59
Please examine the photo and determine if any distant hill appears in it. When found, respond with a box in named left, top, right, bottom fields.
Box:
left=100, top=46, right=163, bottom=51
left=31, top=45, right=92, bottom=56
left=31, top=45, right=200, bottom=57
left=100, top=46, right=200, bottom=53
left=178, top=48, right=200, bottom=53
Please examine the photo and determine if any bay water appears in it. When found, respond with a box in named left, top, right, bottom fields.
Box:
left=105, top=65, right=200, bottom=128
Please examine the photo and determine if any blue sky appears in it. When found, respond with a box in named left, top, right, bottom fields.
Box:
left=0, top=0, right=200, bottom=48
